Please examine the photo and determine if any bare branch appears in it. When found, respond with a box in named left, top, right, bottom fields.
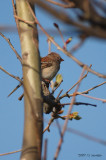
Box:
left=51, top=80, right=63, bottom=94
left=8, top=82, right=22, bottom=97
left=12, top=0, right=20, bottom=38
left=79, top=94, right=106, bottom=103
left=54, top=68, right=86, bottom=159
left=0, top=32, right=22, bottom=63
left=0, top=149, right=22, bottom=156
left=66, top=127, right=106, bottom=146
left=25, top=5, right=106, bottom=78
left=56, top=119, right=62, bottom=137
left=60, top=79, right=106, bottom=100
left=59, top=65, right=91, bottom=99
left=45, top=0, right=75, bottom=8
left=14, top=15, right=36, bottom=25
left=56, top=89, right=63, bottom=99
left=43, top=117, right=55, bottom=133
left=79, top=81, right=106, bottom=95
left=32, top=0, right=106, bottom=39
left=60, top=102, right=97, bottom=107
left=70, top=35, right=87, bottom=53
left=18, top=93, right=24, bottom=101
left=43, top=139, right=48, bottom=160
left=44, top=118, right=106, bottom=145
left=0, top=66, right=22, bottom=83
left=54, top=23, right=66, bottom=49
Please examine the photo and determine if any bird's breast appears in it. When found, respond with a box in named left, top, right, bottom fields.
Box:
left=42, top=62, right=60, bottom=81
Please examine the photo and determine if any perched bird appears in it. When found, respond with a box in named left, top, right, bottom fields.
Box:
left=41, top=52, right=64, bottom=81
left=41, top=52, right=63, bottom=113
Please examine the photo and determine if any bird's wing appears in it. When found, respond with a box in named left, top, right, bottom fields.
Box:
left=41, top=61, right=52, bottom=69
left=41, top=56, right=52, bottom=69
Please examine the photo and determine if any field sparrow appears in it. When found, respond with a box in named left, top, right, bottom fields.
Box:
left=41, top=52, right=64, bottom=81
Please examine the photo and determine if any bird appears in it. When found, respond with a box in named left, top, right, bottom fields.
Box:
left=41, top=52, right=64, bottom=81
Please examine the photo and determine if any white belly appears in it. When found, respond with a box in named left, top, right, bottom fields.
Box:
left=42, top=63, right=60, bottom=80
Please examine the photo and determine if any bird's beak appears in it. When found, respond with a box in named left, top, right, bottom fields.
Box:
left=61, top=58, right=64, bottom=62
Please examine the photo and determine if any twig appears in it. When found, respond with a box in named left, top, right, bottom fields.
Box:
left=43, top=107, right=63, bottom=133
left=60, top=102, right=96, bottom=107
left=14, top=15, right=36, bottom=25
left=43, top=117, right=55, bottom=133
left=78, top=81, right=106, bottom=95
left=80, top=94, right=106, bottom=103
left=51, top=80, right=63, bottom=94
left=59, top=65, right=91, bottom=100
left=0, top=32, right=22, bottom=64
left=33, top=0, right=106, bottom=39
left=70, top=35, right=86, bottom=53
left=43, top=139, right=48, bottom=160
left=0, top=149, right=22, bottom=156
left=56, top=119, right=62, bottom=137
left=8, top=82, right=22, bottom=97
left=66, top=127, right=106, bottom=146
left=12, top=0, right=20, bottom=40
left=45, top=0, right=75, bottom=8
left=44, top=118, right=106, bottom=146
left=60, top=80, right=106, bottom=99
left=26, top=2, right=106, bottom=78
left=66, top=66, right=90, bottom=93
left=56, top=89, right=63, bottom=99
left=47, top=39, right=51, bottom=54
left=18, top=93, right=24, bottom=101
left=54, top=23, right=66, bottom=49
left=95, top=1, right=106, bottom=13
left=54, top=68, right=86, bottom=159
left=0, top=66, right=22, bottom=83
left=43, top=100, right=96, bottom=134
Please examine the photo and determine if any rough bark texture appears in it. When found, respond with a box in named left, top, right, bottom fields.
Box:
left=15, top=0, right=43, bottom=160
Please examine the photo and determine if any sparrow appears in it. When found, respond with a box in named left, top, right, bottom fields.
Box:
left=41, top=52, right=64, bottom=81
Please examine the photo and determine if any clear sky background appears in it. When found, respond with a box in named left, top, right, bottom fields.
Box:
left=0, top=1, right=106, bottom=160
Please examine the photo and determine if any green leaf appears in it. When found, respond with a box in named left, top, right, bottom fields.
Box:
left=56, top=74, right=63, bottom=84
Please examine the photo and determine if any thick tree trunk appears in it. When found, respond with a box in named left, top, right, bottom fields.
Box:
left=15, top=0, right=43, bottom=159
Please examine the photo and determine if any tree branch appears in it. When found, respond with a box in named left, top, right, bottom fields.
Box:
left=25, top=6, right=106, bottom=78
left=0, top=66, right=22, bottom=82
left=0, top=32, right=22, bottom=63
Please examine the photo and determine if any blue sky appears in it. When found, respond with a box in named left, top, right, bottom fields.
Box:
left=0, top=1, right=106, bottom=160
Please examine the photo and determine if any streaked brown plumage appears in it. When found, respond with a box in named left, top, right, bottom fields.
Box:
left=41, top=52, right=64, bottom=81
